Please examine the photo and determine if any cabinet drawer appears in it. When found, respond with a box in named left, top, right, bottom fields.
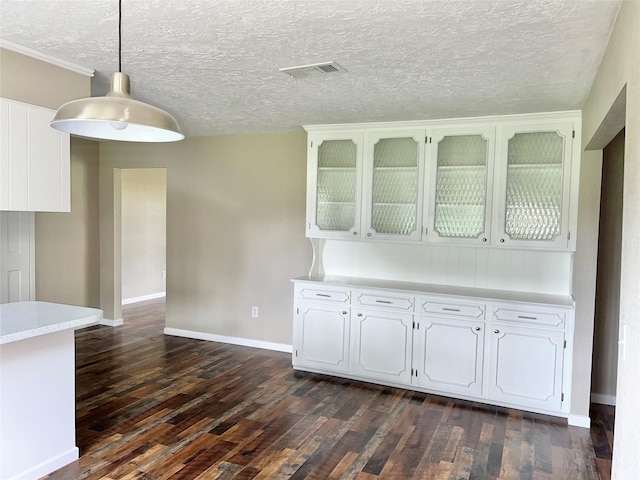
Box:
left=298, top=286, right=350, bottom=303
left=353, top=290, right=414, bottom=311
left=491, top=306, right=565, bottom=328
left=420, top=299, right=485, bottom=319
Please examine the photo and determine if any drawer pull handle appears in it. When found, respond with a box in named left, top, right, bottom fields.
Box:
left=316, top=293, right=331, bottom=297
left=375, top=300, right=393, bottom=304
left=517, top=315, right=537, bottom=320
left=442, top=307, right=460, bottom=312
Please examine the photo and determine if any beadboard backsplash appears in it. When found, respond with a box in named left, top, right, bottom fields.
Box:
left=311, top=239, right=573, bottom=296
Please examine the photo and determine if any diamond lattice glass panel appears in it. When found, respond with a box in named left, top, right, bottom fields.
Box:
left=505, top=132, right=564, bottom=240
left=316, top=140, right=357, bottom=231
left=434, top=135, right=488, bottom=238
left=371, top=137, right=418, bottom=234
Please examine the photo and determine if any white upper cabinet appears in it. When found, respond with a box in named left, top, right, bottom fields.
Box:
left=492, top=123, right=575, bottom=250
left=305, top=112, right=580, bottom=251
left=306, top=128, right=424, bottom=242
left=425, top=126, right=495, bottom=245
left=0, top=98, right=70, bottom=213
left=306, top=131, right=364, bottom=239
left=363, top=129, right=425, bottom=242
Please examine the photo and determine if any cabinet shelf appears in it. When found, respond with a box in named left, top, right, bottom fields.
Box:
left=437, top=165, right=486, bottom=170
left=508, top=164, right=562, bottom=169
left=373, top=166, right=418, bottom=171
left=318, top=167, right=357, bottom=171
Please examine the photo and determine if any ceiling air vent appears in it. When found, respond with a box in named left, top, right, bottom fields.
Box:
left=279, top=61, right=347, bottom=79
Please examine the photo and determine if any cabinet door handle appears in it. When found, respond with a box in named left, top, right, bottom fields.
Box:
left=475, top=327, right=481, bottom=331
left=442, top=307, right=460, bottom=312
left=517, top=315, right=537, bottom=320
left=499, top=238, right=505, bottom=243
left=357, top=313, right=363, bottom=317
left=494, top=329, right=500, bottom=334
left=375, top=300, right=392, bottom=304
left=353, top=231, right=358, bottom=235
left=367, top=233, right=372, bottom=237
left=342, top=311, right=348, bottom=315
left=482, top=238, right=487, bottom=243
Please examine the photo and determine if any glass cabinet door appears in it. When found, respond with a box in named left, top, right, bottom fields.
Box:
left=364, top=130, right=424, bottom=242
left=494, top=124, right=573, bottom=249
left=426, top=127, right=494, bottom=244
left=307, top=133, right=364, bottom=238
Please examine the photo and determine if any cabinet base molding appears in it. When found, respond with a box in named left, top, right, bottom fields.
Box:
left=567, top=414, right=591, bottom=429
left=164, top=327, right=292, bottom=353
left=293, top=365, right=570, bottom=421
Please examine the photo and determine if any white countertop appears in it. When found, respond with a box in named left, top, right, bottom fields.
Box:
left=293, top=274, right=575, bottom=308
left=0, top=301, right=103, bottom=344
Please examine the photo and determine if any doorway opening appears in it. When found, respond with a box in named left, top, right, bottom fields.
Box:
left=120, top=168, right=167, bottom=307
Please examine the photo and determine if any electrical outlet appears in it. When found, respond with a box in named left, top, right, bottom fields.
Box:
left=252, top=306, right=259, bottom=318
left=162, top=270, right=166, bottom=279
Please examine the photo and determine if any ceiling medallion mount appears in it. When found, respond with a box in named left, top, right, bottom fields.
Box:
left=50, top=0, right=184, bottom=142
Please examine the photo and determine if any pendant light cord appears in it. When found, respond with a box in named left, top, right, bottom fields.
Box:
left=118, top=0, right=122, bottom=72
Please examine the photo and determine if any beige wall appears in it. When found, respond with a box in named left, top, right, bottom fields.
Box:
left=36, top=138, right=100, bottom=307
left=591, top=128, right=624, bottom=403
left=121, top=168, right=167, bottom=301
left=0, top=48, right=100, bottom=308
left=579, top=0, right=640, bottom=477
left=99, top=133, right=310, bottom=343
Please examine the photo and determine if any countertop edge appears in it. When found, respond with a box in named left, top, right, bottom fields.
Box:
left=0, top=311, right=102, bottom=345
left=291, top=275, right=575, bottom=308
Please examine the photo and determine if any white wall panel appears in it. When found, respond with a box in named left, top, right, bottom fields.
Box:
left=318, top=239, right=572, bottom=295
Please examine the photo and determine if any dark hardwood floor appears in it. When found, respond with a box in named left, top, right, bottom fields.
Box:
left=44, top=298, right=613, bottom=479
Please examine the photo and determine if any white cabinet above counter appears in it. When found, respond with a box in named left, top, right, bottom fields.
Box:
left=1, top=97, right=71, bottom=212
left=292, top=275, right=575, bottom=420
left=304, top=111, right=581, bottom=251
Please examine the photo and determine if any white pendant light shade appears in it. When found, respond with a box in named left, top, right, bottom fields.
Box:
left=51, top=72, right=184, bottom=142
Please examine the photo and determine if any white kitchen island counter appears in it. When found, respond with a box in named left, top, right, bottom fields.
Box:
left=0, top=302, right=102, bottom=480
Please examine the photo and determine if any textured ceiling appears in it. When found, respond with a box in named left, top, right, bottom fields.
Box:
left=0, top=0, right=621, bottom=137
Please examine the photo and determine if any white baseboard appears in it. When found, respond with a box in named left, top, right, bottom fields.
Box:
left=122, top=292, right=166, bottom=305
left=568, top=414, right=591, bottom=429
left=591, top=393, right=616, bottom=406
left=163, top=327, right=292, bottom=354
left=9, top=446, right=78, bottom=480
left=100, top=318, right=123, bottom=327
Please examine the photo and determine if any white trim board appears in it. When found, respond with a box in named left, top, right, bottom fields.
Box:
left=567, top=414, right=591, bottom=429
left=8, top=446, right=79, bottom=480
left=0, top=39, right=94, bottom=77
left=591, top=393, right=616, bottom=406
left=164, top=328, right=292, bottom=354
left=122, top=292, right=166, bottom=305
left=100, top=318, right=123, bottom=327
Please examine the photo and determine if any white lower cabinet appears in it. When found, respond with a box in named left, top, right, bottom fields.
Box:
left=293, top=302, right=350, bottom=373
left=350, top=308, right=413, bottom=384
left=414, top=317, right=484, bottom=397
left=487, top=324, right=565, bottom=411
left=292, top=279, right=573, bottom=418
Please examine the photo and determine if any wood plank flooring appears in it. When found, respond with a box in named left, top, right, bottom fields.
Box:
left=44, top=299, right=612, bottom=479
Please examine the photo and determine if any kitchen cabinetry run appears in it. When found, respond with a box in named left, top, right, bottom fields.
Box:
left=0, top=97, right=71, bottom=212
left=292, top=276, right=574, bottom=418
left=304, top=112, right=580, bottom=251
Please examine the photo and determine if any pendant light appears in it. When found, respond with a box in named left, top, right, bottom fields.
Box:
left=50, top=0, right=184, bottom=142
